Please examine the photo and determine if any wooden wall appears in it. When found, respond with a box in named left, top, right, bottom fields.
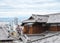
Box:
left=57, top=26, right=60, bottom=31
left=23, top=26, right=29, bottom=34
left=23, top=23, right=46, bottom=34
left=29, top=26, right=33, bottom=34
left=49, top=26, right=60, bottom=31
left=49, top=24, right=60, bottom=31
left=23, top=25, right=33, bottom=34
left=23, top=23, right=60, bottom=34
left=32, top=24, right=44, bottom=34
left=49, top=26, right=57, bottom=31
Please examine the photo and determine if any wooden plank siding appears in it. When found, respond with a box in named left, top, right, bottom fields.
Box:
left=49, top=26, right=57, bottom=31
left=49, top=26, right=60, bottom=31
left=48, top=24, right=60, bottom=31
left=32, top=24, right=44, bottom=34
left=57, top=26, right=60, bottom=31
left=23, top=23, right=47, bottom=34
left=23, top=26, right=28, bottom=34
left=23, top=25, right=33, bottom=34
left=23, top=23, right=60, bottom=34
left=29, top=26, right=33, bottom=34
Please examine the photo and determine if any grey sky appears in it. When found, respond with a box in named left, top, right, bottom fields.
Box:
left=0, top=0, right=60, bottom=17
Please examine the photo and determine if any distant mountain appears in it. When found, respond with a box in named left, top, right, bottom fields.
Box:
left=0, top=18, right=12, bottom=22
left=0, top=15, right=31, bottom=22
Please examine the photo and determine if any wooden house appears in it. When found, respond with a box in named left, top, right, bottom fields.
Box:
left=22, top=14, right=49, bottom=34
left=47, top=13, right=60, bottom=31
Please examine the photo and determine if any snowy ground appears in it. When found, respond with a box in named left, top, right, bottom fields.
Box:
left=27, top=31, right=59, bottom=41
left=12, top=31, right=60, bottom=43
left=1, top=26, right=60, bottom=43
left=27, top=31, right=60, bottom=43
left=0, top=27, right=13, bottom=40
left=1, top=30, right=60, bottom=43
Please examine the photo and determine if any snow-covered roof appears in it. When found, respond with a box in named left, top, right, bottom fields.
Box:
left=47, top=13, right=60, bottom=23
left=0, top=26, right=13, bottom=40
left=23, top=20, right=36, bottom=23
left=36, top=15, right=48, bottom=22
left=22, top=14, right=49, bottom=23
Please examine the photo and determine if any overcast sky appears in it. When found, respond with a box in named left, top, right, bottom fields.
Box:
left=0, top=0, right=60, bottom=17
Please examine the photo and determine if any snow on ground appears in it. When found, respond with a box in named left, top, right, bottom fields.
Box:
left=27, top=32, right=60, bottom=43
left=40, top=35, right=60, bottom=43
left=27, top=31, right=59, bottom=41
left=1, top=25, right=60, bottom=43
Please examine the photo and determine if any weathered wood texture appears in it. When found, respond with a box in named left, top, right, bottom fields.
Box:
left=49, top=26, right=57, bottom=31
left=23, top=23, right=46, bottom=34
left=57, top=26, right=60, bottom=31
left=23, top=26, right=29, bottom=34
left=32, top=25, right=43, bottom=34
left=49, top=26, right=60, bottom=31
